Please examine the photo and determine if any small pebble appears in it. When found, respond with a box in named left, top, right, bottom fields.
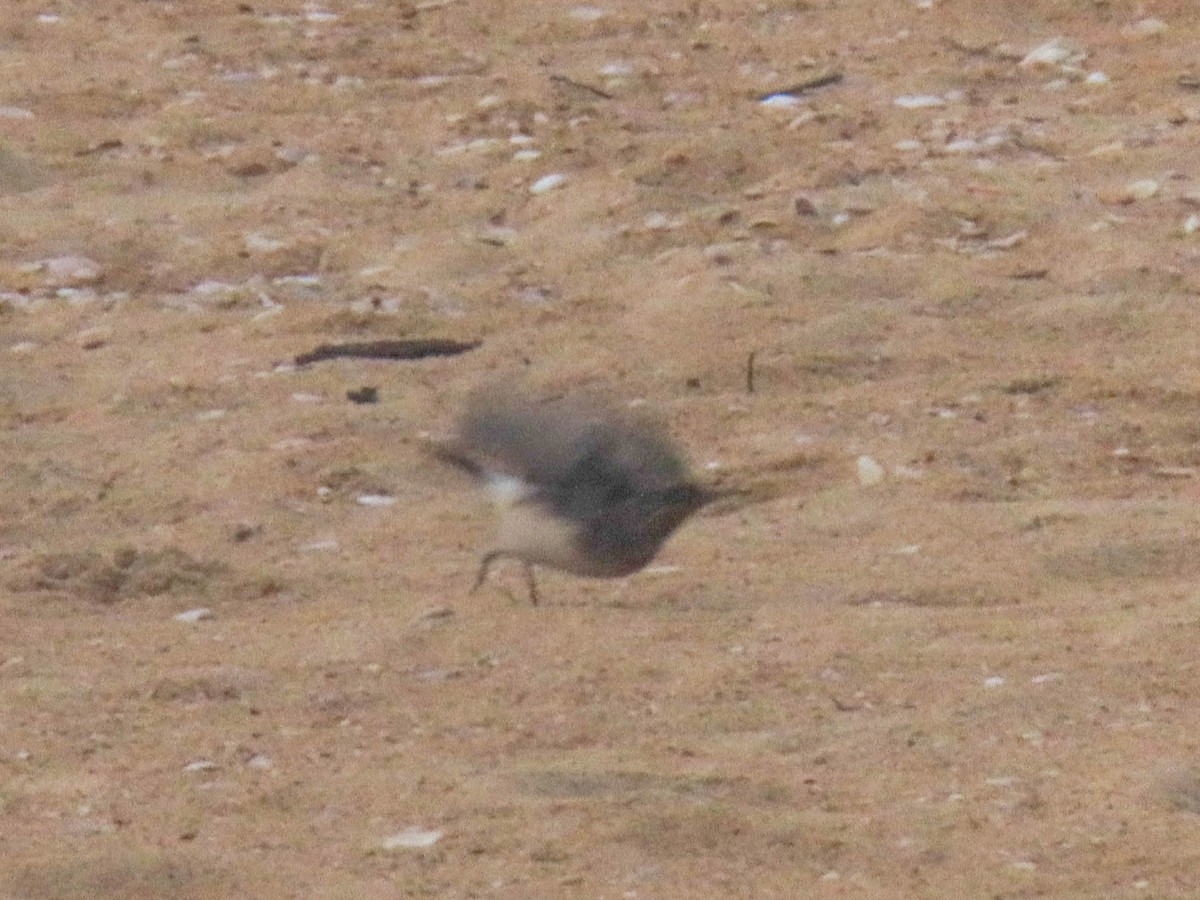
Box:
left=1182, top=214, right=1200, bottom=235
left=40, top=255, right=103, bottom=286
left=599, top=61, right=634, bottom=77
left=416, top=75, right=451, bottom=88
left=642, top=564, right=682, bottom=576
left=75, top=327, right=111, bottom=350
left=356, top=494, right=396, bottom=507
left=1124, top=179, right=1160, bottom=201
left=1122, top=18, right=1167, bottom=38
left=413, top=606, right=455, bottom=627
left=244, top=232, right=287, bottom=253
left=274, top=274, right=321, bottom=287
left=1020, top=37, right=1086, bottom=68
left=300, top=538, right=340, bottom=552
left=174, top=607, right=213, bottom=623
left=529, top=173, right=567, bottom=194
left=192, top=280, right=238, bottom=296
left=983, top=676, right=1006, bottom=688
left=893, top=94, right=944, bottom=109
left=856, top=455, right=885, bottom=486
left=987, top=230, right=1028, bottom=250
left=643, top=212, right=679, bottom=230
left=1031, top=672, right=1064, bottom=684
left=231, top=523, right=261, bottom=542
left=793, top=193, right=819, bottom=216
left=184, top=760, right=218, bottom=772
left=568, top=6, right=606, bottom=21
left=376, top=827, right=444, bottom=850
left=475, top=225, right=516, bottom=246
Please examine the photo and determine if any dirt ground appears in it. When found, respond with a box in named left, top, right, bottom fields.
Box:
left=4, top=0, right=1200, bottom=896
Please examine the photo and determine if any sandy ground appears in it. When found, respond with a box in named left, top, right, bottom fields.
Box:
left=4, top=0, right=1200, bottom=896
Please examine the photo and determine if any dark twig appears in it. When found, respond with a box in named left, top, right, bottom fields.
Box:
left=294, top=338, right=479, bottom=366
left=757, top=70, right=843, bottom=101
left=550, top=74, right=613, bottom=100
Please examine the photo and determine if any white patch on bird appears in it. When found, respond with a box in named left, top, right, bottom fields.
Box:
left=485, top=473, right=533, bottom=507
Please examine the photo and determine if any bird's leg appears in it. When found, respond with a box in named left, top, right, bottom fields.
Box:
left=522, top=561, right=540, bottom=606
left=472, top=551, right=500, bottom=594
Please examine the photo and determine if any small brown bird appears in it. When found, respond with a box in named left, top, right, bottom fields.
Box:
left=432, top=389, right=717, bottom=603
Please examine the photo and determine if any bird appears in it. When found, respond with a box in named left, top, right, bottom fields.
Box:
left=430, top=388, right=718, bottom=603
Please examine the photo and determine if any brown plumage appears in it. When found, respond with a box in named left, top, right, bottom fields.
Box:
left=432, top=390, right=716, bottom=602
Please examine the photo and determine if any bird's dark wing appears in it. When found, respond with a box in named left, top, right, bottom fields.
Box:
left=454, top=391, right=690, bottom=494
